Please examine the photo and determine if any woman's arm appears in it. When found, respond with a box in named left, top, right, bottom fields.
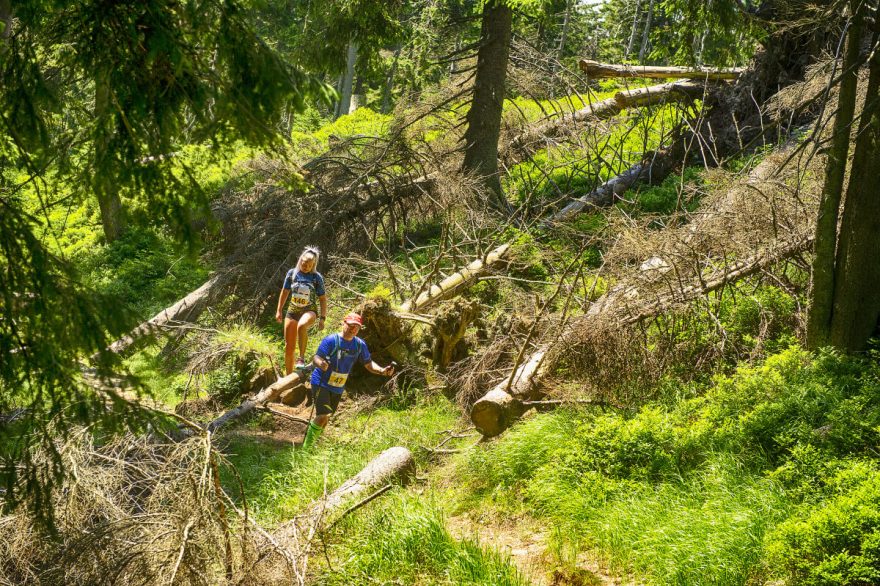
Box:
left=276, top=289, right=290, bottom=322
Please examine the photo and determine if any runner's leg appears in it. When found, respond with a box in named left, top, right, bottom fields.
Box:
left=296, top=310, right=317, bottom=362
left=283, top=315, right=299, bottom=375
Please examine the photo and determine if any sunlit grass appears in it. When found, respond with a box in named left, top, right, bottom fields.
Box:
left=223, top=395, right=459, bottom=525
left=322, top=491, right=527, bottom=586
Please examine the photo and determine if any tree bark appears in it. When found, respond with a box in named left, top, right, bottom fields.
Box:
left=578, top=60, right=744, bottom=80
left=382, top=46, right=401, bottom=114
left=461, top=1, right=512, bottom=211
left=625, top=0, right=643, bottom=60
left=507, top=81, right=703, bottom=159
left=545, top=157, right=660, bottom=223
left=828, top=25, right=880, bottom=351
left=336, top=41, right=358, bottom=119
left=94, top=67, right=125, bottom=243
left=806, top=1, right=864, bottom=349
left=201, top=368, right=311, bottom=435
left=471, top=389, right=525, bottom=438
left=556, top=0, right=572, bottom=64
left=638, top=0, right=655, bottom=64
left=103, top=274, right=220, bottom=356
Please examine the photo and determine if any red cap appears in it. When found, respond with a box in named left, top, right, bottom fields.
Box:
left=343, top=312, right=364, bottom=327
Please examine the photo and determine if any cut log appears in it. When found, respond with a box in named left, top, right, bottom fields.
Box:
left=507, top=82, right=703, bottom=157
left=579, top=60, right=744, bottom=80
left=103, top=274, right=221, bottom=356
left=470, top=236, right=813, bottom=437
left=273, top=446, right=415, bottom=543
left=470, top=389, right=525, bottom=438
left=400, top=243, right=511, bottom=313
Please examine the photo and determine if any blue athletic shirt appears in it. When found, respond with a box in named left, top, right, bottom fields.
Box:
left=311, top=333, right=371, bottom=394
left=282, top=269, right=326, bottom=312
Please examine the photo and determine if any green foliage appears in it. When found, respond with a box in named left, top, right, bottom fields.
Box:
left=293, top=107, right=393, bottom=156
left=0, top=0, right=332, bottom=527
left=622, top=165, right=703, bottom=215
left=455, top=347, right=880, bottom=584
left=765, top=461, right=880, bottom=586
left=597, top=0, right=761, bottom=67
left=77, top=227, right=210, bottom=321
left=505, top=103, right=686, bottom=210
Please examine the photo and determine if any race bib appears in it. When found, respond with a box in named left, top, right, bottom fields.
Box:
left=326, top=371, right=349, bottom=388
left=290, top=283, right=311, bottom=307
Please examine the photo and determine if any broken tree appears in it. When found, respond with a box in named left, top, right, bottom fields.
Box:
left=470, top=237, right=813, bottom=437
left=506, top=82, right=704, bottom=158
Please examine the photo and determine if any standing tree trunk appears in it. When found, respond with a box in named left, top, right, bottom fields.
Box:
left=94, top=67, right=125, bottom=243
left=625, top=0, right=642, bottom=60
left=336, top=40, right=359, bottom=119
left=806, top=2, right=864, bottom=349
left=827, top=21, right=880, bottom=351
left=461, top=1, right=512, bottom=212
left=0, top=0, right=11, bottom=41
left=556, top=0, right=572, bottom=63
left=638, top=0, right=655, bottom=64
left=382, top=46, right=401, bottom=113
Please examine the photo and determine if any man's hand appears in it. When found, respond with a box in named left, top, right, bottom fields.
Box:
left=275, top=310, right=283, bottom=323
left=317, top=357, right=330, bottom=372
left=317, top=317, right=326, bottom=331
left=382, top=364, right=395, bottom=377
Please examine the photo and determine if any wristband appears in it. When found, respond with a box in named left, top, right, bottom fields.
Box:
left=320, top=316, right=326, bottom=319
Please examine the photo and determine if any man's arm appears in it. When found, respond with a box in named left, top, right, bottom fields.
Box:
left=312, top=336, right=332, bottom=371
left=365, top=361, right=394, bottom=376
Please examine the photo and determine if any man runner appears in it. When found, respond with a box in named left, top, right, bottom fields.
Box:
left=302, top=312, right=395, bottom=450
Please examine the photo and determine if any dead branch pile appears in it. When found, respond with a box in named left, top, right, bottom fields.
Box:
left=209, top=136, right=449, bottom=318
left=0, top=430, right=297, bottom=585
left=462, top=128, right=824, bottom=436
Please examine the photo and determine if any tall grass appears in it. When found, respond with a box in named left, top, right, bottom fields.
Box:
left=322, top=492, right=526, bottom=586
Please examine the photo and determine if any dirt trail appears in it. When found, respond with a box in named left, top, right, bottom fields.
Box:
left=446, top=513, right=640, bottom=586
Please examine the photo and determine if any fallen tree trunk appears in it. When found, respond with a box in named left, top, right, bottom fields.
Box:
left=547, top=156, right=659, bottom=224
left=273, top=446, right=415, bottom=543
left=470, top=389, right=527, bottom=439
left=175, top=367, right=312, bottom=437
left=400, top=243, right=511, bottom=313
left=507, top=82, right=703, bottom=157
left=579, top=59, right=744, bottom=80
left=104, top=274, right=221, bottom=356
left=545, top=133, right=689, bottom=225
left=470, top=236, right=813, bottom=437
